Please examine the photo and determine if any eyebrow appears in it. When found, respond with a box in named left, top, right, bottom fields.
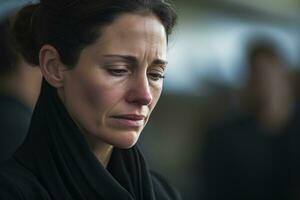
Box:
left=102, top=54, right=168, bottom=67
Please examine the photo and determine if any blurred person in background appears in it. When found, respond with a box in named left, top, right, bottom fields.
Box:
left=0, top=14, right=42, bottom=162
left=198, top=36, right=300, bottom=200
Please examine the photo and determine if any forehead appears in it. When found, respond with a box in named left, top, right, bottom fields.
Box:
left=90, top=13, right=167, bottom=57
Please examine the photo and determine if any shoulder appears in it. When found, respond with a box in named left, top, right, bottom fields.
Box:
left=150, top=170, right=182, bottom=200
left=0, top=95, right=31, bottom=126
left=0, top=95, right=31, bottom=130
left=0, top=159, right=50, bottom=200
left=0, top=95, right=31, bottom=118
left=0, top=95, right=31, bottom=161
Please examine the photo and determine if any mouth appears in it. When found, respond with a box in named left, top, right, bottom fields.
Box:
left=113, top=114, right=145, bottom=120
left=110, top=114, right=146, bottom=128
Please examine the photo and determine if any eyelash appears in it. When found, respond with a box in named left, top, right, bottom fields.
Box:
left=108, top=68, right=165, bottom=81
left=148, top=73, right=165, bottom=81
left=108, top=69, right=129, bottom=76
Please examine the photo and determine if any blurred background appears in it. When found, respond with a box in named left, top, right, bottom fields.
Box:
left=138, top=0, right=300, bottom=200
left=1, top=0, right=300, bottom=199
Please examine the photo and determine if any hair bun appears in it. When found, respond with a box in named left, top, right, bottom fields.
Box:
left=12, top=4, right=41, bottom=65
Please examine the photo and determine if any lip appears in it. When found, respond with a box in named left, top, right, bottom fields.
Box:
left=110, top=114, right=146, bottom=128
left=113, top=114, right=145, bottom=120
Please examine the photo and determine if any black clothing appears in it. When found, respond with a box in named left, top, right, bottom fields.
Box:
left=199, top=111, right=300, bottom=200
left=0, top=94, right=31, bottom=162
left=0, top=80, right=180, bottom=200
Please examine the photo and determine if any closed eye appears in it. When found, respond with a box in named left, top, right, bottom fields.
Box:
left=107, top=69, right=130, bottom=77
left=148, top=73, right=165, bottom=81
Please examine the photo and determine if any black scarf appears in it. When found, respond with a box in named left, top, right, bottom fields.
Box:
left=13, top=80, right=179, bottom=200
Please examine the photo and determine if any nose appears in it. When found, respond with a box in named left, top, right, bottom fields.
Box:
left=126, top=74, right=153, bottom=106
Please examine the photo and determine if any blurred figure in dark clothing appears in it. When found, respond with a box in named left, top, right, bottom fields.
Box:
left=198, top=37, right=300, bottom=200
left=0, top=16, right=42, bottom=162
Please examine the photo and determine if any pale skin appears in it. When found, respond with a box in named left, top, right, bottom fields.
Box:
left=39, top=13, right=168, bottom=167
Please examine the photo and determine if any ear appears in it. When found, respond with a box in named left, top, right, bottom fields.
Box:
left=39, top=45, right=67, bottom=88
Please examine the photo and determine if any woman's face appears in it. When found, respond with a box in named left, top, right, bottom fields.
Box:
left=60, top=13, right=167, bottom=148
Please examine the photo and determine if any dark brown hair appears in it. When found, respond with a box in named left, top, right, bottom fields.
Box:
left=0, top=17, right=20, bottom=74
left=13, top=0, right=177, bottom=68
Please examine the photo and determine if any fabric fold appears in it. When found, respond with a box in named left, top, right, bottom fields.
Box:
left=10, top=79, right=171, bottom=199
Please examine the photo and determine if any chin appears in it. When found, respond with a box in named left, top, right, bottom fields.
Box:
left=112, top=130, right=140, bottom=149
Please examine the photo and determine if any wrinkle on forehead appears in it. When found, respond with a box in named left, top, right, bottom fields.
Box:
left=92, top=13, right=167, bottom=62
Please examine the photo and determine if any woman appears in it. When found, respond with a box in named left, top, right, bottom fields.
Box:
left=0, top=0, right=179, bottom=199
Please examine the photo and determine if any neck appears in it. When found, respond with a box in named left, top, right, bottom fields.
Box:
left=0, top=62, right=41, bottom=108
left=1, top=76, right=27, bottom=105
left=257, top=95, right=295, bottom=134
left=73, top=119, right=114, bottom=167
left=57, top=89, right=114, bottom=167
left=84, top=133, right=114, bottom=167
left=72, top=118, right=114, bottom=167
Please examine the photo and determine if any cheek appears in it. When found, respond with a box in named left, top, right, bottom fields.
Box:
left=149, top=86, right=163, bottom=111
left=78, top=75, right=126, bottom=115
left=80, top=77, right=119, bottom=113
left=83, top=81, right=107, bottom=108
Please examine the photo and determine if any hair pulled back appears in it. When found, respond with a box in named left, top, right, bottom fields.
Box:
left=0, top=17, right=20, bottom=74
left=13, top=0, right=177, bottom=68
